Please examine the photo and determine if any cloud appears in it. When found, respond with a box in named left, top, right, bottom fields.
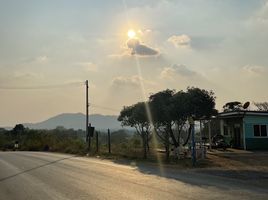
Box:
left=35, top=56, right=48, bottom=63
left=167, top=34, right=191, bottom=48
left=247, top=2, right=268, bottom=30
left=76, top=62, right=98, bottom=72
left=254, top=2, right=268, bottom=24
left=126, top=38, right=159, bottom=56
left=112, top=75, right=155, bottom=89
left=160, top=64, right=197, bottom=80
left=112, top=76, right=140, bottom=88
left=14, top=71, right=43, bottom=80
left=242, top=65, right=266, bottom=75
left=137, top=29, right=152, bottom=36
left=67, top=79, right=96, bottom=89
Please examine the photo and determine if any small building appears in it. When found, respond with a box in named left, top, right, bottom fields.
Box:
left=217, top=111, right=268, bottom=150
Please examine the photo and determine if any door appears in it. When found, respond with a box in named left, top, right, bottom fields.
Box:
left=233, top=127, right=241, bottom=148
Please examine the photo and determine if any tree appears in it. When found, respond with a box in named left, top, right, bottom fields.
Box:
left=186, top=87, right=217, bottom=118
left=118, top=102, right=151, bottom=159
left=149, top=89, right=175, bottom=161
left=12, top=124, right=25, bottom=139
left=13, top=124, right=25, bottom=133
left=149, top=88, right=217, bottom=161
left=172, top=87, right=217, bottom=145
left=223, top=101, right=243, bottom=112
left=254, top=102, right=268, bottom=111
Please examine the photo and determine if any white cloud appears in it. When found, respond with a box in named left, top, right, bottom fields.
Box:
left=242, top=65, right=266, bottom=75
left=254, top=1, right=268, bottom=23
left=112, top=76, right=140, bottom=88
left=14, top=71, right=43, bottom=80
left=160, top=64, right=197, bottom=80
left=76, top=62, right=98, bottom=72
left=35, top=56, right=48, bottom=63
left=167, top=34, right=191, bottom=48
left=137, top=29, right=152, bottom=36
left=66, top=79, right=96, bottom=89
left=112, top=75, right=156, bottom=89
left=246, top=2, right=268, bottom=31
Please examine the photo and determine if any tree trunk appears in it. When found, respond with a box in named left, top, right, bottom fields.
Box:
left=183, top=126, right=192, bottom=146
left=146, top=133, right=150, bottom=152
left=169, top=124, right=179, bottom=148
left=165, top=131, right=170, bottom=162
left=142, top=133, right=147, bottom=159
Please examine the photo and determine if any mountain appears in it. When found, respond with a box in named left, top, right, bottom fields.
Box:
left=23, top=113, right=124, bottom=131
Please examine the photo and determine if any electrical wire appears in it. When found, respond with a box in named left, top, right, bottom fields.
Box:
left=0, top=81, right=85, bottom=90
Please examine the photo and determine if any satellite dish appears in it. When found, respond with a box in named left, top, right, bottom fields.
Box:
left=243, top=101, right=250, bottom=109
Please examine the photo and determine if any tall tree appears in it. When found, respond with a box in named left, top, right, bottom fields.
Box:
left=171, top=87, right=217, bottom=145
left=149, top=88, right=217, bottom=160
left=254, top=102, right=268, bottom=111
left=186, top=87, right=217, bottom=118
left=149, top=89, right=175, bottom=161
left=12, top=124, right=25, bottom=139
left=118, top=102, right=151, bottom=159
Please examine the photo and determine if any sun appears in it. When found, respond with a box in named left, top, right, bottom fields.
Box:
left=127, top=29, right=136, bottom=39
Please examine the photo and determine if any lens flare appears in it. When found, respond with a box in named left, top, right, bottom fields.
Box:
left=123, top=0, right=165, bottom=176
left=128, top=30, right=136, bottom=38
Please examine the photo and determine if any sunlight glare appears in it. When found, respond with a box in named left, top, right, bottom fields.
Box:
left=128, top=29, right=136, bottom=39
left=123, top=0, right=165, bottom=177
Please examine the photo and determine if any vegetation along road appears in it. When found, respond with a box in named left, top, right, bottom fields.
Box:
left=0, top=152, right=267, bottom=200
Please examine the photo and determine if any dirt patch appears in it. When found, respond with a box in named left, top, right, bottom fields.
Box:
left=200, top=149, right=268, bottom=171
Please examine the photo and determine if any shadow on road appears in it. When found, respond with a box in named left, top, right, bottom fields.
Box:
left=0, top=155, right=77, bottom=183
left=111, top=159, right=268, bottom=192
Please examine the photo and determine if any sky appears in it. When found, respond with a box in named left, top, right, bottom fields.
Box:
left=0, top=0, right=268, bottom=126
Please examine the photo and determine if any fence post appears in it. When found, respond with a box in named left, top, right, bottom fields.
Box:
left=108, top=129, right=111, bottom=154
left=96, top=131, right=99, bottom=153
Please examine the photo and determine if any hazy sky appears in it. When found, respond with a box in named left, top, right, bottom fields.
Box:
left=1, top=0, right=268, bottom=126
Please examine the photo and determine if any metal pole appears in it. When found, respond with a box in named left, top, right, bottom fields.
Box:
left=108, top=129, right=111, bottom=154
left=200, top=120, right=205, bottom=159
left=208, top=120, right=212, bottom=150
left=200, top=120, right=202, bottom=141
left=191, top=122, right=196, bottom=167
left=85, top=80, right=90, bottom=152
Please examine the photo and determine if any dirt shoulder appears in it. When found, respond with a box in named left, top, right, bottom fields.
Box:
left=193, top=149, right=268, bottom=188
left=202, top=149, right=268, bottom=171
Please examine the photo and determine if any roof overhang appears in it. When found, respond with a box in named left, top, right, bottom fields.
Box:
left=217, top=111, right=268, bottom=119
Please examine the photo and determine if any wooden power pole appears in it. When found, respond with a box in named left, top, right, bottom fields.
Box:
left=85, top=80, right=91, bottom=152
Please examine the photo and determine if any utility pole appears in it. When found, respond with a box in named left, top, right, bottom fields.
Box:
left=85, top=80, right=91, bottom=152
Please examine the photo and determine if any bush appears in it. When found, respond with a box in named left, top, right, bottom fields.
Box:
left=0, top=127, right=87, bottom=154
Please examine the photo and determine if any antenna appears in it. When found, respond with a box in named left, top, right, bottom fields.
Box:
left=243, top=101, right=250, bottom=109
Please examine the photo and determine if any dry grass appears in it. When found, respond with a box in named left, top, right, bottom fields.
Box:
left=202, top=149, right=268, bottom=171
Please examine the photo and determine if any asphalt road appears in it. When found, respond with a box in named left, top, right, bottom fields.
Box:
left=0, top=152, right=267, bottom=200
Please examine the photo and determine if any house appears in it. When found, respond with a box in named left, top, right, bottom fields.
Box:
left=217, top=111, right=268, bottom=150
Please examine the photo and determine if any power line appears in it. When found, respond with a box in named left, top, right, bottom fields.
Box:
left=0, top=81, right=84, bottom=90
left=0, top=80, right=121, bottom=112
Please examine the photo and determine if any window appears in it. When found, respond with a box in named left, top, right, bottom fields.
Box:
left=253, top=125, right=267, bottom=137
left=261, top=125, right=267, bottom=137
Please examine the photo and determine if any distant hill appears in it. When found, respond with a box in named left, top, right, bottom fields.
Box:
left=23, top=113, right=125, bottom=131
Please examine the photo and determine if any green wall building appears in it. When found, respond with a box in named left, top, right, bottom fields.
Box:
left=218, top=111, right=268, bottom=150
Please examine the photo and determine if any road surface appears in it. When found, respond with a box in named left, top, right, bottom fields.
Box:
left=0, top=152, right=267, bottom=200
